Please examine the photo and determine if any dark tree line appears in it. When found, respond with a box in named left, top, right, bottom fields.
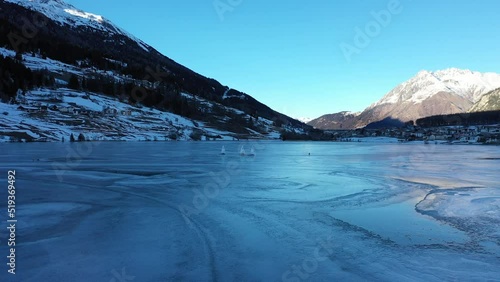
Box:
left=417, top=111, right=500, bottom=127
left=280, top=128, right=333, bottom=141
left=0, top=54, right=55, bottom=101
left=65, top=72, right=203, bottom=119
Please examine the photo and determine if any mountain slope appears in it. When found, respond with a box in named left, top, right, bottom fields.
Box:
left=469, top=88, right=500, bottom=113
left=308, top=111, right=360, bottom=130
left=309, top=68, right=500, bottom=129
left=0, top=0, right=313, bottom=140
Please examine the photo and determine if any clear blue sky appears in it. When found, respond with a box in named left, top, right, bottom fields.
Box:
left=68, top=0, right=500, bottom=119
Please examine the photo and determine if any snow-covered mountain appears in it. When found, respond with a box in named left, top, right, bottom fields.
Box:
left=309, top=68, right=500, bottom=129
left=296, top=117, right=314, bottom=123
left=6, top=0, right=107, bottom=28
left=370, top=68, right=500, bottom=108
left=0, top=0, right=313, bottom=141
left=5, top=0, right=151, bottom=51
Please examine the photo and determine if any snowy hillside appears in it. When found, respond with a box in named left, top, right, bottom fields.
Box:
left=469, top=87, right=500, bottom=113
left=0, top=48, right=292, bottom=142
left=0, top=85, right=286, bottom=142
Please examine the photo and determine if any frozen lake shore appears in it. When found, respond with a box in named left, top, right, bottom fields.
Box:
left=0, top=141, right=498, bottom=281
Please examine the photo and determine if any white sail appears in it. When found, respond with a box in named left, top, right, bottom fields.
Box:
left=240, top=146, right=246, bottom=156
left=221, top=145, right=226, bottom=155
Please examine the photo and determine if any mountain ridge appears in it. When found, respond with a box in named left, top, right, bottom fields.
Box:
left=309, top=68, right=500, bottom=130
left=369, top=68, right=500, bottom=109
left=5, top=0, right=153, bottom=52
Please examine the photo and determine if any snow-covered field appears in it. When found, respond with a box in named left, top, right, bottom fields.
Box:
left=0, top=142, right=498, bottom=281
left=0, top=87, right=282, bottom=142
left=0, top=89, right=199, bottom=142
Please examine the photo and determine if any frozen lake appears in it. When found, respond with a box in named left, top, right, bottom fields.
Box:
left=0, top=141, right=499, bottom=281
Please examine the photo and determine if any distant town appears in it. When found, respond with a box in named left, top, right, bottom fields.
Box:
left=327, top=124, right=500, bottom=145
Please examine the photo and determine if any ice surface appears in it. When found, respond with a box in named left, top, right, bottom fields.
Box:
left=0, top=142, right=498, bottom=281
